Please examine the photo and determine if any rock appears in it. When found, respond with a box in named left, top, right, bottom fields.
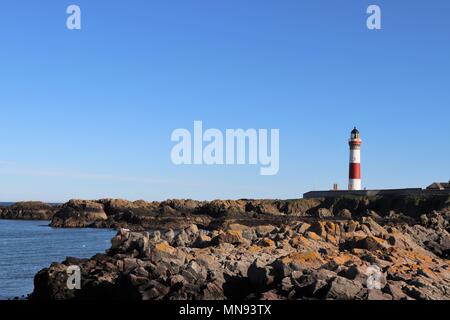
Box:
left=402, top=285, right=430, bottom=300
left=0, top=201, right=57, bottom=220
left=326, top=234, right=338, bottom=245
left=248, top=258, right=275, bottom=290
left=123, top=258, right=139, bottom=273
left=280, top=199, right=322, bottom=216
left=386, top=235, right=396, bottom=245
left=164, top=229, right=175, bottom=243
left=140, top=280, right=170, bottom=300
left=227, top=224, right=257, bottom=241
left=170, top=274, right=187, bottom=286
left=308, top=221, right=327, bottom=238
left=186, top=224, right=199, bottom=234
left=292, top=273, right=328, bottom=299
left=366, top=210, right=381, bottom=220
left=361, top=217, right=388, bottom=238
left=197, top=200, right=246, bottom=218
left=150, top=241, right=185, bottom=266
left=357, top=236, right=389, bottom=251
left=100, top=199, right=158, bottom=215
left=203, top=280, right=226, bottom=300
left=255, top=225, right=277, bottom=237
left=420, top=214, right=429, bottom=226
left=135, top=266, right=149, bottom=278
left=246, top=201, right=282, bottom=215
left=109, top=230, right=149, bottom=257
left=50, top=199, right=107, bottom=227
left=384, top=283, right=408, bottom=300
left=344, top=236, right=389, bottom=252
left=29, top=195, right=450, bottom=301
left=296, top=223, right=311, bottom=235
left=281, top=277, right=294, bottom=293
left=260, top=290, right=283, bottom=300
left=195, top=253, right=221, bottom=271
left=315, top=208, right=333, bottom=218
left=366, top=289, right=392, bottom=300
left=173, top=230, right=189, bottom=247
left=151, top=230, right=161, bottom=242
left=325, top=276, right=363, bottom=300
left=257, top=238, right=275, bottom=247
left=338, top=264, right=368, bottom=283
left=337, top=209, right=352, bottom=219
left=184, top=260, right=207, bottom=282
left=192, top=234, right=212, bottom=248
left=274, top=251, right=325, bottom=277
left=347, top=220, right=359, bottom=233
left=160, top=199, right=201, bottom=214
left=211, top=230, right=246, bottom=246
left=306, top=231, right=322, bottom=241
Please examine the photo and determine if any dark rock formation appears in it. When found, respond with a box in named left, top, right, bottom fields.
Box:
left=26, top=194, right=450, bottom=300
left=31, top=212, right=450, bottom=300
left=0, top=201, right=57, bottom=220
left=48, top=195, right=450, bottom=231
left=50, top=200, right=108, bottom=228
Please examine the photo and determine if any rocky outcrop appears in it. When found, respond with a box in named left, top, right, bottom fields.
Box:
left=50, top=200, right=108, bottom=228
left=0, top=202, right=57, bottom=220
left=400, top=211, right=450, bottom=259
left=48, top=195, right=450, bottom=231
left=31, top=213, right=450, bottom=300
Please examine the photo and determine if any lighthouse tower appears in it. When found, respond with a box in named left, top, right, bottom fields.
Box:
left=348, top=127, right=362, bottom=190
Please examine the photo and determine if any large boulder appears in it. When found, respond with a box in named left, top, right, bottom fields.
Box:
left=325, top=276, right=364, bottom=300
left=211, top=230, right=247, bottom=246
left=248, top=258, right=276, bottom=291
left=150, top=241, right=186, bottom=266
left=50, top=200, right=107, bottom=227
left=109, top=229, right=149, bottom=257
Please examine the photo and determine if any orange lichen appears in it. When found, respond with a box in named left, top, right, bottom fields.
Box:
left=154, top=242, right=176, bottom=254
left=281, top=250, right=325, bottom=269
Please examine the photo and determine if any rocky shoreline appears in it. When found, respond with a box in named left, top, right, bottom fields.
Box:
left=0, top=202, right=58, bottom=220
left=29, top=194, right=450, bottom=300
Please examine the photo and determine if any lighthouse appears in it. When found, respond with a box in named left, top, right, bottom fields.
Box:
left=348, top=127, right=362, bottom=190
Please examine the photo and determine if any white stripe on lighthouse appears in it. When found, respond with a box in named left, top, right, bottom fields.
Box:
left=349, top=149, right=360, bottom=163
left=348, top=179, right=361, bottom=191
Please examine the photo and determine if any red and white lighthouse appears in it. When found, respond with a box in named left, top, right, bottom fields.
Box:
left=348, top=127, right=362, bottom=190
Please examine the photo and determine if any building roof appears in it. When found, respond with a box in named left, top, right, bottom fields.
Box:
left=427, top=182, right=450, bottom=190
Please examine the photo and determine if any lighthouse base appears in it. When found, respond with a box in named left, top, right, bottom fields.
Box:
left=348, top=179, right=362, bottom=190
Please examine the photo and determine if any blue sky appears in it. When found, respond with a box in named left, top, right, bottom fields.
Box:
left=0, top=0, right=449, bottom=202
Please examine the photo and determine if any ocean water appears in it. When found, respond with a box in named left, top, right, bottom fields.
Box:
left=0, top=220, right=116, bottom=299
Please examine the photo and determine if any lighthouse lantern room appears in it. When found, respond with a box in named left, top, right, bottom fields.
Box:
left=348, top=127, right=362, bottom=190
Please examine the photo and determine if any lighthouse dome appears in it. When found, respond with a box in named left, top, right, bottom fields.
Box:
left=350, top=127, right=360, bottom=139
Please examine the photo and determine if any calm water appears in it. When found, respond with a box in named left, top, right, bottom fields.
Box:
left=0, top=220, right=116, bottom=299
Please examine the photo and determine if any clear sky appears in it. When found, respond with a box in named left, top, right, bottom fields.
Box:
left=0, top=0, right=449, bottom=202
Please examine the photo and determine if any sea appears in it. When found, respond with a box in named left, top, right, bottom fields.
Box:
left=0, top=219, right=116, bottom=299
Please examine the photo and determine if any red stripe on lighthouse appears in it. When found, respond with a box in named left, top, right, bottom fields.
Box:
left=349, top=163, right=361, bottom=179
